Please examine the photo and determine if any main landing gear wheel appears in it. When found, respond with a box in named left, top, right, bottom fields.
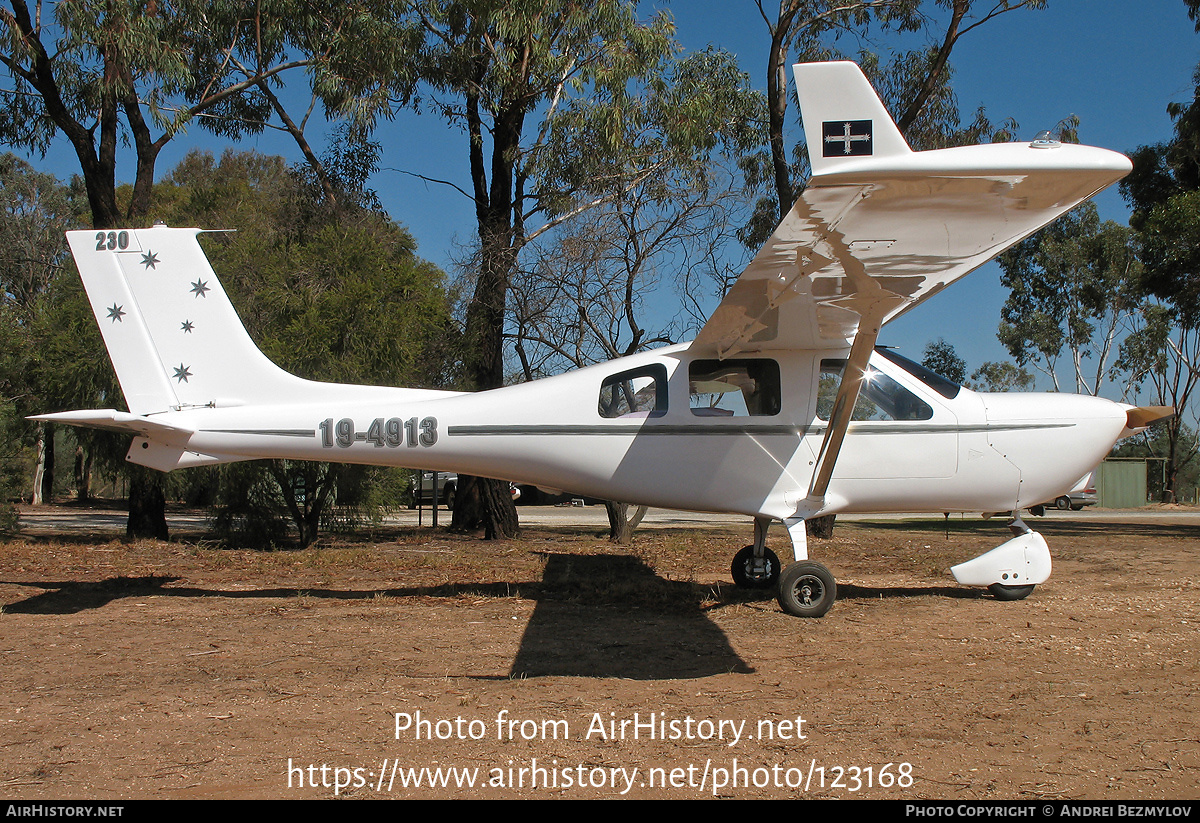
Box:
left=731, top=545, right=780, bottom=589
left=777, top=562, right=837, bottom=618
left=988, top=583, right=1035, bottom=601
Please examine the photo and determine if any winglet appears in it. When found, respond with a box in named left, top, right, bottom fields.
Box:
left=794, top=61, right=911, bottom=177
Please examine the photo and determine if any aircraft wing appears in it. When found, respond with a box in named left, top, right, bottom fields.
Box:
left=691, top=62, right=1133, bottom=359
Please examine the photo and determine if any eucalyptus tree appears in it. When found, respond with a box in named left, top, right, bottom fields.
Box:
left=920, top=338, right=967, bottom=384
left=1, top=0, right=415, bottom=534
left=408, top=2, right=763, bottom=537
left=967, top=361, right=1034, bottom=392
left=0, top=153, right=94, bottom=506
left=0, top=0, right=417, bottom=225
left=996, top=203, right=1143, bottom=396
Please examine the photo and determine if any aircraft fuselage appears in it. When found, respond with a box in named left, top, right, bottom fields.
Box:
left=154, top=342, right=1128, bottom=520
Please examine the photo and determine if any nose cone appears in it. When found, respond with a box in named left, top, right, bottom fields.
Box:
left=981, top=393, right=1129, bottom=507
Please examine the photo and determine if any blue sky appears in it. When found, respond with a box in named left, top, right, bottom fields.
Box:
left=13, top=1, right=1200, bottom=395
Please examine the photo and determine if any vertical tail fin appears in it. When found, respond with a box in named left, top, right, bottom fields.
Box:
left=68, top=225, right=310, bottom=414
left=793, top=61, right=912, bottom=178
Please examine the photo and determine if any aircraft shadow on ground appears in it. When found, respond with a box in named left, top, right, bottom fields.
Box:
left=0, top=555, right=755, bottom=680
left=0, top=559, right=1006, bottom=676
left=506, top=553, right=752, bottom=680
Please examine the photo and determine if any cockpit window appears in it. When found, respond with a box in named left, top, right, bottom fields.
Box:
left=875, top=346, right=962, bottom=400
left=819, top=360, right=933, bottom=421
left=689, top=359, right=781, bottom=417
left=598, top=364, right=667, bottom=419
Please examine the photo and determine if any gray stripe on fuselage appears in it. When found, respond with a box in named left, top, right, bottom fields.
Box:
left=447, top=422, right=1074, bottom=437
left=203, top=429, right=316, bottom=437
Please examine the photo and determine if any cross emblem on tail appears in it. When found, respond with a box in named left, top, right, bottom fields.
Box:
left=822, top=120, right=873, bottom=157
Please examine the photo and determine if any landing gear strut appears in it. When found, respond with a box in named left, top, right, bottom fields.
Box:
left=730, top=517, right=780, bottom=589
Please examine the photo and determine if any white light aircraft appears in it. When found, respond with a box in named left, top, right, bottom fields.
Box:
left=35, top=62, right=1169, bottom=618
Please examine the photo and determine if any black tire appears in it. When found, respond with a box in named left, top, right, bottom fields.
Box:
left=731, top=545, right=780, bottom=589
left=443, top=484, right=456, bottom=511
left=777, top=562, right=837, bottom=617
left=988, top=583, right=1035, bottom=601
left=1055, top=496, right=1071, bottom=510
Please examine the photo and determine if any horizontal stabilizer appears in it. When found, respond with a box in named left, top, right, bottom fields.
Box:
left=29, top=409, right=194, bottom=440
left=31, top=410, right=250, bottom=471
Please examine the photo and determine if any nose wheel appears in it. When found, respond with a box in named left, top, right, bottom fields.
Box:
left=988, top=583, right=1035, bottom=601
left=777, top=561, right=837, bottom=618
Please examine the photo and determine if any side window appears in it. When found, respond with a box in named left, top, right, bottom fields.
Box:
left=818, top=360, right=932, bottom=421
left=689, top=359, right=781, bottom=417
left=598, top=364, right=668, bottom=419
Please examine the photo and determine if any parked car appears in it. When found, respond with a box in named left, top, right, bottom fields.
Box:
left=408, top=472, right=519, bottom=509
left=1044, top=473, right=1098, bottom=511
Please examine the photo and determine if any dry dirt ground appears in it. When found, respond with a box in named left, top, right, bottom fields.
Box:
left=0, top=505, right=1197, bottom=800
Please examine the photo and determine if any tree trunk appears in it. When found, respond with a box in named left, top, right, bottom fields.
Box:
left=456, top=74, right=527, bottom=540
left=81, top=449, right=93, bottom=502
left=39, top=423, right=54, bottom=504
left=127, top=473, right=168, bottom=541
left=74, top=445, right=93, bottom=502
left=31, top=427, right=45, bottom=505
left=765, top=3, right=800, bottom=221
left=450, top=475, right=519, bottom=539
left=806, top=514, right=836, bottom=539
left=605, top=501, right=647, bottom=544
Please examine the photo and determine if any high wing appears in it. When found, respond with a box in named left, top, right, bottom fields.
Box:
left=691, top=61, right=1133, bottom=360
left=693, top=61, right=1133, bottom=510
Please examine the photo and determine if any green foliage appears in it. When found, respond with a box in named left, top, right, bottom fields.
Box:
left=968, top=361, right=1035, bottom=392
left=539, top=46, right=765, bottom=210
left=920, top=338, right=967, bottom=384
left=212, top=460, right=410, bottom=548
left=209, top=462, right=293, bottom=548
left=149, top=149, right=457, bottom=545
left=1136, top=189, right=1200, bottom=328
left=0, top=154, right=127, bottom=502
left=0, top=155, right=88, bottom=309
left=0, top=393, right=25, bottom=529
left=2, top=0, right=419, bottom=226
left=997, top=203, right=1142, bottom=394
left=1100, top=47, right=1200, bottom=501
left=1121, top=59, right=1200, bottom=326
